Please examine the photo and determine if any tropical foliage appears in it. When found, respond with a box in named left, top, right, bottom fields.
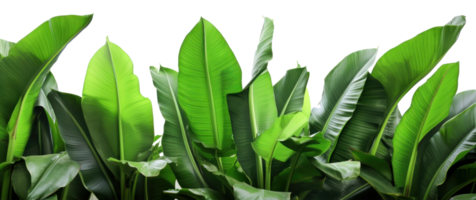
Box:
left=0, top=14, right=474, bottom=200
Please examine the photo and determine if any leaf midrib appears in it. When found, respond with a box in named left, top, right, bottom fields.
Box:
left=105, top=40, right=125, bottom=160
left=6, top=16, right=92, bottom=160
left=404, top=66, right=452, bottom=192
left=53, top=92, right=117, bottom=198
left=201, top=18, right=220, bottom=150
left=322, top=54, right=375, bottom=162
left=423, top=127, right=476, bottom=199
left=162, top=68, right=208, bottom=187
left=27, top=154, right=64, bottom=197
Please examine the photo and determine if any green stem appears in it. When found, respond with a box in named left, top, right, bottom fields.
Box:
left=285, top=151, right=302, bottom=192
left=131, top=172, right=139, bottom=199
left=471, top=181, right=476, bottom=193
left=120, top=168, right=126, bottom=200
left=1, top=169, right=12, bottom=200
left=341, top=183, right=370, bottom=200
left=62, top=183, right=70, bottom=200
left=369, top=104, right=397, bottom=155
left=1, top=133, right=16, bottom=200
left=265, top=159, right=273, bottom=190
left=256, top=156, right=264, bottom=189
left=298, top=190, right=311, bottom=200
left=144, top=176, right=149, bottom=200
left=215, top=150, right=224, bottom=172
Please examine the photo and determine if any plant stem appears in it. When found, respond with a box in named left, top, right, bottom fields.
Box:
left=120, top=168, right=126, bottom=200
left=256, top=156, right=264, bottom=189
left=265, top=159, right=273, bottom=190
left=1, top=169, right=12, bottom=200
left=1, top=133, right=16, bottom=200
left=369, top=105, right=397, bottom=155
left=471, top=181, right=476, bottom=193
left=285, top=151, right=302, bottom=192
left=298, top=190, right=311, bottom=200
left=131, top=172, right=139, bottom=199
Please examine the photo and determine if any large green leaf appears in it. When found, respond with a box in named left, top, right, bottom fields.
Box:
left=0, top=14, right=93, bottom=163
left=393, top=62, right=459, bottom=191
left=251, top=17, right=274, bottom=79
left=134, top=165, right=175, bottom=200
left=0, top=39, right=14, bottom=59
left=252, top=112, right=307, bottom=163
left=359, top=165, right=409, bottom=200
left=351, top=149, right=392, bottom=182
left=12, top=153, right=80, bottom=200
left=274, top=67, right=309, bottom=116
left=23, top=112, right=53, bottom=156
left=233, top=182, right=290, bottom=200
left=228, top=70, right=277, bottom=188
left=82, top=38, right=154, bottom=180
left=309, top=49, right=378, bottom=162
left=439, top=163, right=476, bottom=200
left=57, top=175, right=91, bottom=200
left=369, top=16, right=466, bottom=155
left=108, top=156, right=176, bottom=177
left=280, top=132, right=331, bottom=158
left=418, top=104, right=476, bottom=200
left=450, top=194, right=476, bottom=200
left=377, top=107, right=401, bottom=163
left=310, top=157, right=360, bottom=181
left=178, top=18, right=242, bottom=154
left=271, top=155, right=324, bottom=193
left=48, top=90, right=117, bottom=200
left=150, top=66, right=208, bottom=188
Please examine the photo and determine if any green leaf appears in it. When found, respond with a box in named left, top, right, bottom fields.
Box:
left=272, top=155, right=323, bottom=192
left=45, top=194, right=58, bottom=200
left=393, top=62, right=459, bottom=190
left=150, top=66, right=208, bottom=188
left=178, top=17, right=242, bottom=152
left=450, top=194, right=476, bottom=200
left=418, top=104, right=476, bottom=200
left=351, top=149, right=392, bottom=182
left=377, top=107, right=401, bottom=163
left=0, top=14, right=93, bottom=163
left=57, top=175, right=91, bottom=200
left=11, top=161, right=30, bottom=200
left=328, top=73, right=388, bottom=162
left=108, top=156, right=176, bottom=177
left=251, top=17, right=274, bottom=79
left=0, top=39, right=14, bottom=59
left=227, top=70, right=277, bottom=188
left=48, top=90, right=117, bottom=200
left=252, top=112, right=307, bottom=163
left=23, top=112, right=54, bottom=156
left=82, top=38, right=154, bottom=179
left=369, top=15, right=466, bottom=155
left=225, top=161, right=251, bottom=184
left=359, top=165, right=408, bottom=200
left=280, top=132, right=331, bottom=157
left=233, top=182, right=291, bottom=200
left=12, top=153, right=80, bottom=200
left=201, top=160, right=242, bottom=192
left=439, top=163, right=476, bottom=200
left=310, top=157, right=360, bottom=181
left=164, top=188, right=223, bottom=200
left=274, top=67, right=309, bottom=116
left=309, top=49, right=378, bottom=162
left=134, top=165, right=175, bottom=200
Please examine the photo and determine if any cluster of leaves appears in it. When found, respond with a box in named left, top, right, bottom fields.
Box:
left=0, top=14, right=475, bottom=200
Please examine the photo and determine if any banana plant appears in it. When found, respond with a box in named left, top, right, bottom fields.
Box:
left=0, top=14, right=93, bottom=200
left=307, top=15, right=466, bottom=200
left=47, top=38, right=175, bottom=200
